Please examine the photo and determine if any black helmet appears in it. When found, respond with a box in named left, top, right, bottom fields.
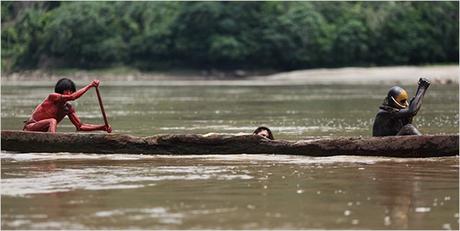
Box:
left=386, top=86, right=409, bottom=109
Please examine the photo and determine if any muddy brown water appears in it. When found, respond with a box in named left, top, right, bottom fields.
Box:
left=1, top=82, right=458, bottom=229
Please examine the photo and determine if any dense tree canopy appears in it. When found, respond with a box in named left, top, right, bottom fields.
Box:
left=1, top=1, right=458, bottom=72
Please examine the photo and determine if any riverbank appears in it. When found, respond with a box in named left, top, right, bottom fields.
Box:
left=1, top=65, right=458, bottom=85
left=252, top=65, right=459, bottom=85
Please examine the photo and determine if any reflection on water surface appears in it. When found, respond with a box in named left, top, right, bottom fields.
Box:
left=1, top=153, right=458, bottom=229
left=1, top=83, right=458, bottom=138
left=1, top=83, right=458, bottom=229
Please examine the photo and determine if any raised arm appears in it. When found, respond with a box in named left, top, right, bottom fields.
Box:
left=68, top=107, right=112, bottom=133
left=49, top=80, right=99, bottom=102
left=392, top=78, right=431, bottom=118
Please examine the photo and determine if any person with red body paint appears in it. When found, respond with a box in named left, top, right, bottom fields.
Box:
left=23, top=78, right=112, bottom=133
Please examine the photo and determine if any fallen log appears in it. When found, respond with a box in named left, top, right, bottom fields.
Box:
left=1, top=130, right=458, bottom=157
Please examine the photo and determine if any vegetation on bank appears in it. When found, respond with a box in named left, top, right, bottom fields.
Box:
left=1, top=1, right=458, bottom=74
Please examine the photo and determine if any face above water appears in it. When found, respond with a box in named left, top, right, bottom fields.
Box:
left=256, top=130, right=270, bottom=138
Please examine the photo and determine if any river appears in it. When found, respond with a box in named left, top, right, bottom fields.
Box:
left=1, top=81, right=458, bottom=229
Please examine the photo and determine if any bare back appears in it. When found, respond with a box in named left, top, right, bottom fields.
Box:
left=27, top=94, right=71, bottom=124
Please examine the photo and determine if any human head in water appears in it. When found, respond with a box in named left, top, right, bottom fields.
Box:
left=253, top=126, right=274, bottom=140
left=385, top=86, right=409, bottom=109
left=55, top=78, right=76, bottom=95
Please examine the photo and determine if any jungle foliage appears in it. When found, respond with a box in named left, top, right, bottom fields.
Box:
left=1, top=1, right=458, bottom=72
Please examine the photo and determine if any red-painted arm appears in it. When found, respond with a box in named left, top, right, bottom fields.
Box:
left=68, top=110, right=111, bottom=132
left=49, top=80, right=99, bottom=102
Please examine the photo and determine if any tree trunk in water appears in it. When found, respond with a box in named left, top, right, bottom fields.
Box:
left=1, top=130, right=458, bottom=157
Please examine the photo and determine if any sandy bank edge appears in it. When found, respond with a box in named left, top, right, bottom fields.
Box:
left=2, top=65, right=458, bottom=85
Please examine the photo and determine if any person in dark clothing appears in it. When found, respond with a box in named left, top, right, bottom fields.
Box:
left=372, top=78, right=431, bottom=136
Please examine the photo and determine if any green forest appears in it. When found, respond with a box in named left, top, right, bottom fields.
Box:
left=1, top=1, right=458, bottom=73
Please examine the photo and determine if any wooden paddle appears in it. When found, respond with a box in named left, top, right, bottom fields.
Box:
left=95, top=86, right=111, bottom=133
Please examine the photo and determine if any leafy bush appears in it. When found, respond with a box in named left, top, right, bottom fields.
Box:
left=1, top=1, right=458, bottom=73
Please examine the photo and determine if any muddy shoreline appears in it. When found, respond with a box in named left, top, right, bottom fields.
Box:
left=1, top=65, right=458, bottom=85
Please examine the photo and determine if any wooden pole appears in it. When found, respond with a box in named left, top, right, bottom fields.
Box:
left=95, top=86, right=110, bottom=133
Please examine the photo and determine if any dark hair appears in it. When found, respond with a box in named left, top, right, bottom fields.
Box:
left=55, top=78, right=76, bottom=94
left=253, top=126, right=274, bottom=140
